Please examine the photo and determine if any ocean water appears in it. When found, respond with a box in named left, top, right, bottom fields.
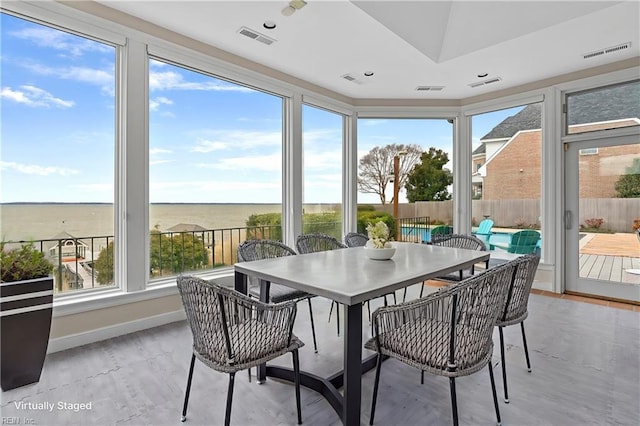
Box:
left=0, top=203, right=336, bottom=242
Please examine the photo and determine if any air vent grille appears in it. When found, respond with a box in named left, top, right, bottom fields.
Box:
left=583, top=42, right=631, bottom=59
left=341, top=74, right=363, bottom=84
left=416, top=86, right=445, bottom=91
left=238, top=27, right=276, bottom=45
left=468, top=77, right=502, bottom=88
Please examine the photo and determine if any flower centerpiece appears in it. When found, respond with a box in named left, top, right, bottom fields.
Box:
left=364, top=221, right=395, bottom=260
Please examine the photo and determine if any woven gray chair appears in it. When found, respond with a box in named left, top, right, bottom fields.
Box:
left=496, top=253, right=541, bottom=403
left=344, top=232, right=369, bottom=248
left=422, top=234, right=489, bottom=297
left=237, top=239, right=317, bottom=353
left=176, top=276, right=303, bottom=426
left=296, top=233, right=347, bottom=335
left=365, top=262, right=516, bottom=426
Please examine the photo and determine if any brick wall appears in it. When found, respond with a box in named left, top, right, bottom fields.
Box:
left=483, top=130, right=541, bottom=199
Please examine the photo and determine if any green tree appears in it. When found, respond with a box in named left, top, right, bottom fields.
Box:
left=614, top=158, right=640, bottom=198
left=94, top=241, right=114, bottom=284
left=357, top=144, right=423, bottom=204
left=149, top=230, right=208, bottom=277
left=405, top=147, right=453, bottom=202
left=94, top=232, right=208, bottom=284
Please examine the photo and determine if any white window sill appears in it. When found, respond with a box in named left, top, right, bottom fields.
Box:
left=52, top=269, right=235, bottom=317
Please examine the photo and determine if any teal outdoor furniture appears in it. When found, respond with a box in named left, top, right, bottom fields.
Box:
left=424, top=225, right=452, bottom=243
left=473, top=219, right=494, bottom=246
left=491, top=230, right=541, bottom=254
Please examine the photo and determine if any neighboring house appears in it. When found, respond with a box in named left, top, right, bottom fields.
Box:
left=48, top=231, right=89, bottom=260
left=473, top=85, right=640, bottom=200
left=167, top=223, right=208, bottom=233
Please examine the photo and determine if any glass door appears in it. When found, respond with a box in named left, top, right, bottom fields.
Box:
left=564, top=135, right=640, bottom=302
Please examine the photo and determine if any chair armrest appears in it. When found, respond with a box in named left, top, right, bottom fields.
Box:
left=216, top=284, right=298, bottom=339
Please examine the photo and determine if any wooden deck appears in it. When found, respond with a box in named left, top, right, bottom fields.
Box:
left=579, top=233, right=640, bottom=284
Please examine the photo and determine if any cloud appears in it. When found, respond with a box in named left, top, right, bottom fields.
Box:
left=150, top=159, right=173, bottom=166
left=150, top=96, right=173, bottom=112
left=190, top=130, right=282, bottom=152
left=197, top=153, right=282, bottom=172
left=20, top=61, right=114, bottom=96
left=150, top=147, right=173, bottom=155
left=0, top=161, right=79, bottom=176
left=149, top=69, right=255, bottom=93
left=151, top=180, right=279, bottom=191
left=9, top=26, right=112, bottom=57
left=0, top=85, right=74, bottom=108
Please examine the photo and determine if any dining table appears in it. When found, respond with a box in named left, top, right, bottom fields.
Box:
left=234, top=241, right=491, bottom=426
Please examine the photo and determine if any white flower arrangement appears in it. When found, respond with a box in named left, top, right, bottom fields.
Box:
left=366, top=221, right=391, bottom=248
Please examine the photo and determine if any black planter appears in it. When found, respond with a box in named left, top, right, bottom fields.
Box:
left=1, top=276, right=53, bottom=391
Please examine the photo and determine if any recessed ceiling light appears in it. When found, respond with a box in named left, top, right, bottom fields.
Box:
left=477, top=73, right=488, bottom=78
left=263, top=21, right=276, bottom=30
left=364, top=71, right=374, bottom=77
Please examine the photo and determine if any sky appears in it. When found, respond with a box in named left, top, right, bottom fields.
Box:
left=0, top=12, right=521, bottom=205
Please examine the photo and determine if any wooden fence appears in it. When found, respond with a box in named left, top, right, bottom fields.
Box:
left=373, top=198, right=640, bottom=233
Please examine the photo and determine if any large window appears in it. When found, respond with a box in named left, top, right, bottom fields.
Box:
left=357, top=118, right=453, bottom=242
left=302, top=105, right=343, bottom=239
left=0, top=13, right=116, bottom=294
left=566, top=80, right=640, bottom=134
left=148, top=59, right=283, bottom=280
left=471, top=103, right=542, bottom=257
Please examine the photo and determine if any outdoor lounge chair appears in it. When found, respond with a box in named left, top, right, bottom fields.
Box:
left=176, top=276, right=303, bottom=426
left=490, top=229, right=541, bottom=254
left=366, top=262, right=515, bottom=426
left=472, top=218, right=494, bottom=246
left=425, top=225, right=452, bottom=243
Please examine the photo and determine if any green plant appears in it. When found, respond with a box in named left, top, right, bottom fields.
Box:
left=0, top=243, right=54, bottom=282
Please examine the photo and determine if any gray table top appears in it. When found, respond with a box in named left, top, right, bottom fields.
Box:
left=234, top=242, right=490, bottom=306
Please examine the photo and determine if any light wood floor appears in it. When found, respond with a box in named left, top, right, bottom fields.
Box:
left=1, top=284, right=638, bottom=425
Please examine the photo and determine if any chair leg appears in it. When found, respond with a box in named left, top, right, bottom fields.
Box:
left=449, top=377, right=458, bottom=426
left=498, top=326, right=509, bottom=403
left=307, top=298, right=318, bottom=353
left=392, top=292, right=397, bottom=304
left=181, top=354, right=196, bottom=422
left=292, top=349, right=302, bottom=424
left=420, top=282, right=425, bottom=298
left=402, top=286, right=407, bottom=303
left=488, top=361, right=502, bottom=426
left=521, top=322, right=532, bottom=372
left=369, top=353, right=383, bottom=425
left=224, top=372, right=236, bottom=426
left=328, top=301, right=340, bottom=336
left=420, top=370, right=424, bottom=385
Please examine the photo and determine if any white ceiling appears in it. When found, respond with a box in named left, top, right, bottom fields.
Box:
left=95, top=0, right=639, bottom=100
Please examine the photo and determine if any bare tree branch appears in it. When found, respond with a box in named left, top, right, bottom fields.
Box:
left=357, top=144, right=423, bottom=204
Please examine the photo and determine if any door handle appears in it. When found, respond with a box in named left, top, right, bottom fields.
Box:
left=564, top=210, right=572, bottom=230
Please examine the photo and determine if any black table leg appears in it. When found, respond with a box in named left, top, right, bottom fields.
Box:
left=343, top=303, right=362, bottom=426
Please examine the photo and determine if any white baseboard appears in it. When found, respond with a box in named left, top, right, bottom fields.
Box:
left=47, top=310, right=186, bottom=354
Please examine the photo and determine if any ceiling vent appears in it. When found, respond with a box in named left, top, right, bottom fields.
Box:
left=416, top=86, right=444, bottom=92
left=468, top=77, right=502, bottom=88
left=238, top=27, right=276, bottom=45
left=341, top=74, right=363, bottom=84
left=583, top=42, right=631, bottom=59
